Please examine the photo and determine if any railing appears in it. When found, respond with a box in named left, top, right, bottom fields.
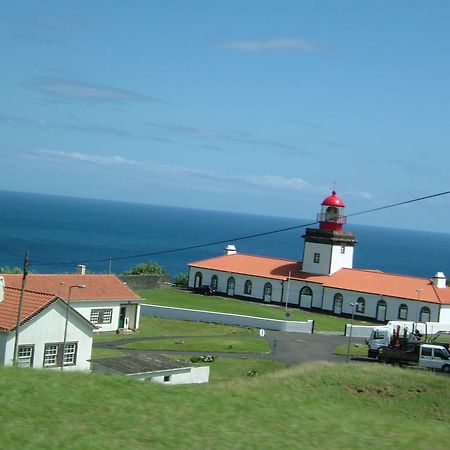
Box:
left=317, top=213, right=347, bottom=224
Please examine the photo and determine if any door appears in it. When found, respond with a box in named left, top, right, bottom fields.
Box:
left=333, top=294, right=343, bottom=314
left=119, top=306, right=126, bottom=328
left=299, top=287, right=313, bottom=309
left=227, top=277, right=235, bottom=296
left=263, top=283, right=272, bottom=303
left=376, top=300, right=387, bottom=322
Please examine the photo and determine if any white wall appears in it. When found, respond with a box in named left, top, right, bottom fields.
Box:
left=143, top=366, right=210, bottom=385
left=439, top=306, right=450, bottom=323
left=2, top=301, right=93, bottom=370
left=141, top=304, right=315, bottom=333
left=302, top=242, right=332, bottom=275
left=71, top=300, right=140, bottom=332
left=330, top=245, right=354, bottom=273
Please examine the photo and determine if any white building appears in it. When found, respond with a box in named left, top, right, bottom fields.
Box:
left=0, top=278, right=94, bottom=370
left=3, top=273, right=142, bottom=333
left=90, top=354, right=210, bottom=385
left=188, top=191, right=450, bottom=323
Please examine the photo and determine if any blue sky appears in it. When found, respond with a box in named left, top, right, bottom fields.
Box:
left=1, top=1, right=449, bottom=232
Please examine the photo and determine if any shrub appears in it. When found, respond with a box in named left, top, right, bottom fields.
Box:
left=123, top=262, right=167, bottom=276
left=172, top=272, right=189, bottom=288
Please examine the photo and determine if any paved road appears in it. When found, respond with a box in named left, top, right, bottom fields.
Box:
left=95, top=331, right=367, bottom=366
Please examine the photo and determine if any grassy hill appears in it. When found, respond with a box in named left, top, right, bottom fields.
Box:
left=0, top=363, right=448, bottom=449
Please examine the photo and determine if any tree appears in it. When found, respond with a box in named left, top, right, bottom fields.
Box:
left=123, top=261, right=168, bottom=276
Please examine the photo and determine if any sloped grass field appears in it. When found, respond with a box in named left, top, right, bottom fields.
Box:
left=139, top=288, right=371, bottom=332
left=0, top=363, right=448, bottom=450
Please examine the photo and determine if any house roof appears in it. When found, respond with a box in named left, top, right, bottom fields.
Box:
left=322, top=268, right=450, bottom=305
left=2, top=274, right=141, bottom=302
left=0, top=287, right=57, bottom=332
left=90, top=354, right=193, bottom=375
left=189, top=253, right=326, bottom=283
left=189, top=253, right=450, bottom=305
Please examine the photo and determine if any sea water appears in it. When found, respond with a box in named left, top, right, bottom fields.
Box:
left=0, top=190, right=449, bottom=278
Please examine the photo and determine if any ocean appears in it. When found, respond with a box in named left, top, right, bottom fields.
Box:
left=0, top=190, right=449, bottom=279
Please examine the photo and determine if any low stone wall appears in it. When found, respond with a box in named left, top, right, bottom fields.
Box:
left=345, top=322, right=450, bottom=338
left=141, top=304, right=314, bottom=333
left=344, top=324, right=374, bottom=338
left=119, top=275, right=168, bottom=290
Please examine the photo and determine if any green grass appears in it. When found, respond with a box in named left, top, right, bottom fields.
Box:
left=169, top=355, right=285, bottom=383
left=93, top=315, right=256, bottom=343
left=138, top=288, right=371, bottom=332
left=119, top=336, right=270, bottom=353
left=334, top=342, right=369, bottom=357
left=91, top=347, right=126, bottom=359
left=0, top=363, right=448, bottom=449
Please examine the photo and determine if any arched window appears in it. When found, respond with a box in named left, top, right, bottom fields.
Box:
left=194, top=271, right=202, bottom=288
left=419, top=306, right=431, bottom=322
left=299, top=286, right=313, bottom=309
left=398, top=304, right=408, bottom=320
left=356, top=297, right=365, bottom=314
left=211, top=275, right=218, bottom=290
left=333, top=293, right=343, bottom=314
left=263, top=282, right=272, bottom=302
left=244, top=280, right=252, bottom=295
left=376, top=299, right=387, bottom=322
left=300, top=286, right=313, bottom=296
left=227, top=277, right=235, bottom=296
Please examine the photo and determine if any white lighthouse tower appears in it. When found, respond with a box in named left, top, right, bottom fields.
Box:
left=301, top=191, right=357, bottom=275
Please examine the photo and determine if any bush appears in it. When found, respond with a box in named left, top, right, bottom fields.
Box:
left=172, top=272, right=189, bottom=288
left=123, top=262, right=167, bottom=276
left=190, top=355, right=216, bottom=363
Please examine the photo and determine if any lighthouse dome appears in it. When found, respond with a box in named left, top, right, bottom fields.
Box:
left=321, top=191, right=345, bottom=207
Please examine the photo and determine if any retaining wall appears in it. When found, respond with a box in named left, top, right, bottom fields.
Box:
left=141, top=304, right=314, bottom=333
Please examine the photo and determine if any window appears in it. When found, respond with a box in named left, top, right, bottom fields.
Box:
left=356, top=297, right=365, bottom=314
left=313, top=253, right=320, bottom=263
left=398, top=304, right=408, bottom=320
left=163, top=375, right=171, bottom=382
left=300, top=286, right=312, bottom=296
left=421, top=347, right=432, bottom=357
left=419, top=306, right=431, bottom=322
left=433, top=349, right=448, bottom=360
left=90, top=308, right=113, bottom=324
left=18, top=345, right=34, bottom=367
left=264, top=283, right=272, bottom=296
left=340, top=245, right=346, bottom=254
left=43, top=342, right=78, bottom=368
left=244, top=280, right=252, bottom=295
left=211, top=275, right=218, bottom=290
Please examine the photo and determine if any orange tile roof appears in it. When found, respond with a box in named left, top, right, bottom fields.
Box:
left=323, top=268, right=450, bottom=305
left=189, top=253, right=327, bottom=283
left=2, top=274, right=141, bottom=302
left=190, top=254, right=450, bottom=305
left=0, top=287, right=57, bottom=332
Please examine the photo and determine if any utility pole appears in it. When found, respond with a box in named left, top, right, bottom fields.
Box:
left=13, top=252, right=29, bottom=366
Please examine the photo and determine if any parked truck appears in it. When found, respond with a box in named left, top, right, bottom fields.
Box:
left=367, top=323, right=450, bottom=372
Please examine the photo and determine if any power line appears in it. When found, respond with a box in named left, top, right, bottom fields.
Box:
left=30, top=189, right=450, bottom=268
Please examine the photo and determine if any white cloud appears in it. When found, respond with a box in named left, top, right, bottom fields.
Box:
left=31, top=150, right=318, bottom=193
left=22, top=77, right=164, bottom=104
left=217, top=37, right=322, bottom=52
left=36, top=149, right=141, bottom=166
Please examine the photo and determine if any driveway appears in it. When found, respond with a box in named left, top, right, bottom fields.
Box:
left=94, top=331, right=367, bottom=367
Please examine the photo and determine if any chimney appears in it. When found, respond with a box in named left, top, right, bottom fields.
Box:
left=224, top=244, right=237, bottom=256
left=76, top=264, right=86, bottom=275
left=0, top=275, right=4, bottom=303
left=432, top=272, right=447, bottom=289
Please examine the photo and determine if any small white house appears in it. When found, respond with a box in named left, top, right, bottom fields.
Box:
left=90, top=354, right=210, bottom=385
left=0, top=279, right=94, bottom=371
left=3, top=273, right=142, bottom=333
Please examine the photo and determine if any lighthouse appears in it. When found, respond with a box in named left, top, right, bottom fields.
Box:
left=301, top=191, right=357, bottom=275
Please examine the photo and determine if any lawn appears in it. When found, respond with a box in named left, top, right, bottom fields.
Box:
left=119, top=336, right=270, bottom=353
left=334, top=342, right=369, bottom=357
left=0, top=363, right=448, bottom=449
left=93, top=315, right=256, bottom=343
left=138, top=288, right=371, bottom=332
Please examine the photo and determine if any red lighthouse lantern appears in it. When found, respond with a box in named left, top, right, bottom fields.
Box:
left=317, top=191, right=347, bottom=232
